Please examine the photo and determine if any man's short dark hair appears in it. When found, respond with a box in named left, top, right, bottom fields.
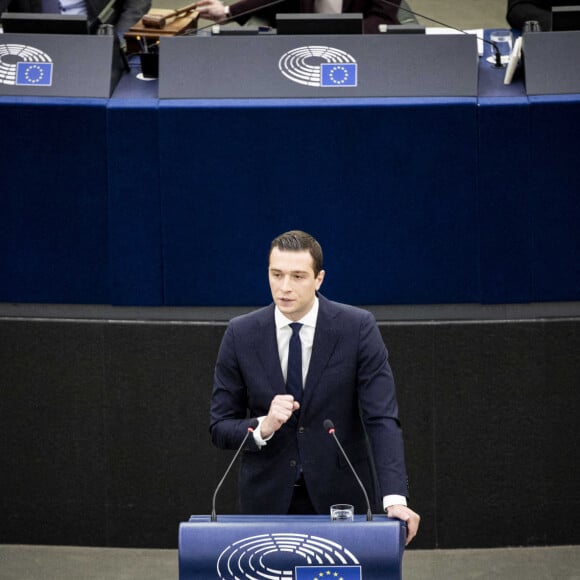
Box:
left=269, top=230, right=323, bottom=276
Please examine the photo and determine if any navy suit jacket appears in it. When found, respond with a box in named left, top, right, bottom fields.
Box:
left=210, top=294, right=409, bottom=515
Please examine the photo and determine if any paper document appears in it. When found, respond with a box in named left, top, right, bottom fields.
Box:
left=426, top=27, right=485, bottom=56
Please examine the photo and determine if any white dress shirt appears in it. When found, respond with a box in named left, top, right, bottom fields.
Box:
left=274, top=297, right=319, bottom=386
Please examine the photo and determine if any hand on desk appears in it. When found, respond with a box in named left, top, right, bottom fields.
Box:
left=196, top=0, right=228, bottom=21
left=260, top=394, right=300, bottom=439
left=386, top=504, right=420, bottom=546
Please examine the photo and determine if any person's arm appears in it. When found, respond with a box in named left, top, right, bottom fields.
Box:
left=360, top=0, right=400, bottom=34
left=210, top=321, right=300, bottom=451
left=506, top=0, right=551, bottom=31
left=356, top=310, right=420, bottom=544
left=197, top=0, right=287, bottom=25
left=195, top=0, right=229, bottom=21
left=210, top=323, right=262, bottom=451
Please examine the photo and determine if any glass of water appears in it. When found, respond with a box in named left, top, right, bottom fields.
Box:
left=330, top=504, right=354, bottom=522
left=488, top=29, right=514, bottom=66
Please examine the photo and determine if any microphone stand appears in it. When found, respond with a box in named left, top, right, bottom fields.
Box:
left=211, top=419, right=258, bottom=522
left=324, top=420, right=373, bottom=521
left=379, top=0, right=504, bottom=68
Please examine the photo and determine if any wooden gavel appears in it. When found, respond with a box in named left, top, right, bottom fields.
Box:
left=142, top=2, right=198, bottom=29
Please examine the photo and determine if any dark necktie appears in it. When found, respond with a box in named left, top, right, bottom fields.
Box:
left=286, top=322, right=303, bottom=402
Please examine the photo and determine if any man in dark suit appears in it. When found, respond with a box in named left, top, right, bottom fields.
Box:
left=196, top=0, right=401, bottom=34
left=210, top=230, right=420, bottom=545
left=0, top=0, right=150, bottom=35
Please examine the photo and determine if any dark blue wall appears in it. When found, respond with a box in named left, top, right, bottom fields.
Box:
left=2, top=94, right=579, bottom=307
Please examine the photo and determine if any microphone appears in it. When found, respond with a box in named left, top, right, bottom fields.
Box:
left=323, top=419, right=373, bottom=521
left=378, top=0, right=504, bottom=68
left=211, top=418, right=259, bottom=522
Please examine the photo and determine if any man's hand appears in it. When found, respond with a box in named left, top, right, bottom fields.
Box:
left=260, top=394, right=300, bottom=439
left=386, top=504, right=420, bottom=546
left=196, top=0, right=228, bottom=21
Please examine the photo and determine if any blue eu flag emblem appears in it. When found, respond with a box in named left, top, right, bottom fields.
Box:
left=16, top=62, right=53, bottom=86
left=320, top=63, right=357, bottom=87
left=295, top=565, right=362, bottom=579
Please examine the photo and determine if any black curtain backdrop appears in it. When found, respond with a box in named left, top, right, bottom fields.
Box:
left=1, top=315, right=579, bottom=549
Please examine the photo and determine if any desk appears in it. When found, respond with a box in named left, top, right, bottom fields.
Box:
left=1, top=44, right=579, bottom=307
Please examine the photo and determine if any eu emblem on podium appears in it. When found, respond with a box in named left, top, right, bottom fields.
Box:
left=295, top=565, right=362, bottom=579
left=320, top=63, right=357, bottom=87
left=16, top=62, right=53, bottom=86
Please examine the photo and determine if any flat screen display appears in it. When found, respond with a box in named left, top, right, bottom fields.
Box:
left=552, top=5, right=580, bottom=30
left=276, top=13, right=363, bottom=35
left=1, top=13, right=88, bottom=35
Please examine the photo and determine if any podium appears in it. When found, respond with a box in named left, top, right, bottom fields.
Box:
left=179, top=515, right=406, bottom=580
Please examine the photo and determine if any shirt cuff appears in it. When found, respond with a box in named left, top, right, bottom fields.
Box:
left=252, top=416, right=273, bottom=448
left=383, top=494, right=407, bottom=511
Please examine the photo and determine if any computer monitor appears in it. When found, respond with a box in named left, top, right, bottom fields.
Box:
left=1, top=12, right=89, bottom=35
left=276, top=13, right=363, bottom=35
left=552, top=5, right=580, bottom=30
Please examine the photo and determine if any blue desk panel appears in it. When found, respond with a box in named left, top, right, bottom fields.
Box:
left=2, top=54, right=579, bottom=307
left=107, top=74, right=164, bottom=305
left=0, top=97, right=109, bottom=303
left=179, top=514, right=406, bottom=580
left=159, top=97, right=479, bottom=306
left=528, top=95, right=580, bottom=301
left=478, top=96, right=533, bottom=303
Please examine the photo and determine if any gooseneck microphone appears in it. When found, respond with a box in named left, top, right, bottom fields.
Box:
left=379, top=0, right=504, bottom=68
left=323, top=419, right=373, bottom=521
left=211, top=418, right=259, bottom=522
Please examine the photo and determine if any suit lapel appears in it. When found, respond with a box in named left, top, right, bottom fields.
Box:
left=252, top=298, right=342, bottom=406
left=302, top=296, right=340, bottom=407
left=254, top=305, right=286, bottom=391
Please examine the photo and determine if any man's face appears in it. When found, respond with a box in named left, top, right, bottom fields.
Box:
left=269, top=247, right=325, bottom=321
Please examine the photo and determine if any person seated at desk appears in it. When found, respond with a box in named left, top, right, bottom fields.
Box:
left=196, top=0, right=402, bottom=34
left=0, top=0, right=150, bottom=35
left=507, top=0, right=568, bottom=30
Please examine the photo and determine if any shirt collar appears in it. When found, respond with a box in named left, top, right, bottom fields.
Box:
left=275, top=296, right=319, bottom=329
